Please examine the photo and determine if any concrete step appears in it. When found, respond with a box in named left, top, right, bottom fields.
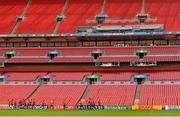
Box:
left=11, top=0, right=32, bottom=34
left=134, top=84, right=141, bottom=104
left=26, top=83, right=43, bottom=100
left=53, top=0, right=69, bottom=34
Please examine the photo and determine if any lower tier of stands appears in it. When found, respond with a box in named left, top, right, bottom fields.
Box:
left=0, top=85, right=38, bottom=104
left=1, top=84, right=180, bottom=106
left=32, top=84, right=86, bottom=107
left=140, top=84, right=180, bottom=105
left=84, top=84, right=136, bottom=106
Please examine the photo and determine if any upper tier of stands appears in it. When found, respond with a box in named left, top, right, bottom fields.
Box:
left=145, top=0, right=180, bottom=31
left=16, top=0, right=64, bottom=34
left=0, top=0, right=179, bottom=34
left=0, top=0, right=28, bottom=34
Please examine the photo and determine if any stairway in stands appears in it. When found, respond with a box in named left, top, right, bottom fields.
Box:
left=78, top=84, right=91, bottom=103
left=26, top=83, right=43, bottom=100
left=134, top=84, right=141, bottom=105
left=11, top=0, right=32, bottom=34
left=53, top=0, right=69, bottom=34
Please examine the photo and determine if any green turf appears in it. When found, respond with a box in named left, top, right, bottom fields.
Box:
left=0, top=110, right=180, bottom=116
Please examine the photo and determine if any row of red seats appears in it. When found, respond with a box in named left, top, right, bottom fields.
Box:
left=104, top=0, right=141, bottom=26
left=51, top=72, right=90, bottom=81
left=0, top=85, right=38, bottom=104
left=97, top=72, right=133, bottom=81
left=97, top=55, right=180, bottom=62
left=7, top=57, right=49, bottom=63
left=2, top=84, right=180, bottom=106
left=0, top=46, right=180, bottom=56
left=140, top=84, right=180, bottom=105
left=59, top=0, right=101, bottom=33
left=147, top=71, right=180, bottom=81
left=143, top=55, right=180, bottom=62
left=6, top=72, right=46, bottom=81
left=85, top=84, right=136, bottom=105
left=2, top=55, right=180, bottom=63
left=2, top=72, right=90, bottom=81
left=2, top=71, right=180, bottom=81
left=32, top=84, right=87, bottom=106
left=144, top=0, right=180, bottom=31
left=5, top=56, right=93, bottom=63
left=16, top=0, right=64, bottom=34
left=97, top=56, right=139, bottom=62
left=0, top=84, right=86, bottom=106
left=0, top=0, right=179, bottom=34
left=0, top=0, right=28, bottom=34
left=104, top=0, right=180, bottom=31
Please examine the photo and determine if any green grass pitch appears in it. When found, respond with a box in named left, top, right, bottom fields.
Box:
left=0, top=110, right=180, bottom=116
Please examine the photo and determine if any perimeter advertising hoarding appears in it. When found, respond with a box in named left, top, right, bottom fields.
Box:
left=165, top=106, right=180, bottom=110
left=132, top=105, right=162, bottom=110
left=104, top=106, right=128, bottom=110
left=76, top=105, right=128, bottom=110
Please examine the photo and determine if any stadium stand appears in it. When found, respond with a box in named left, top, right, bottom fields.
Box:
left=97, top=56, right=139, bottom=62
left=85, top=84, right=136, bottom=105
left=0, top=85, right=38, bottom=104
left=51, top=72, right=90, bottom=81
left=6, top=72, right=46, bottom=81
left=140, top=84, right=180, bottom=105
left=147, top=71, right=180, bottom=81
left=104, top=0, right=141, bottom=26
left=144, top=55, right=180, bottom=62
left=16, top=0, right=64, bottom=34
left=16, top=49, right=51, bottom=56
left=8, top=57, right=49, bottom=63
left=98, top=72, right=134, bottom=81
left=0, top=0, right=180, bottom=111
left=32, top=84, right=86, bottom=107
left=58, top=0, right=102, bottom=33
left=60, top=46, right=180, bottom=55
left=0, top=0, right=28, bottom=34
left=145, top=0, right=180, bottom=31
left=0, top=0, right=179, bottom=34
left=51, top=56, right=94, bottom=63
left=0, top=46, right=180, bottom=56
